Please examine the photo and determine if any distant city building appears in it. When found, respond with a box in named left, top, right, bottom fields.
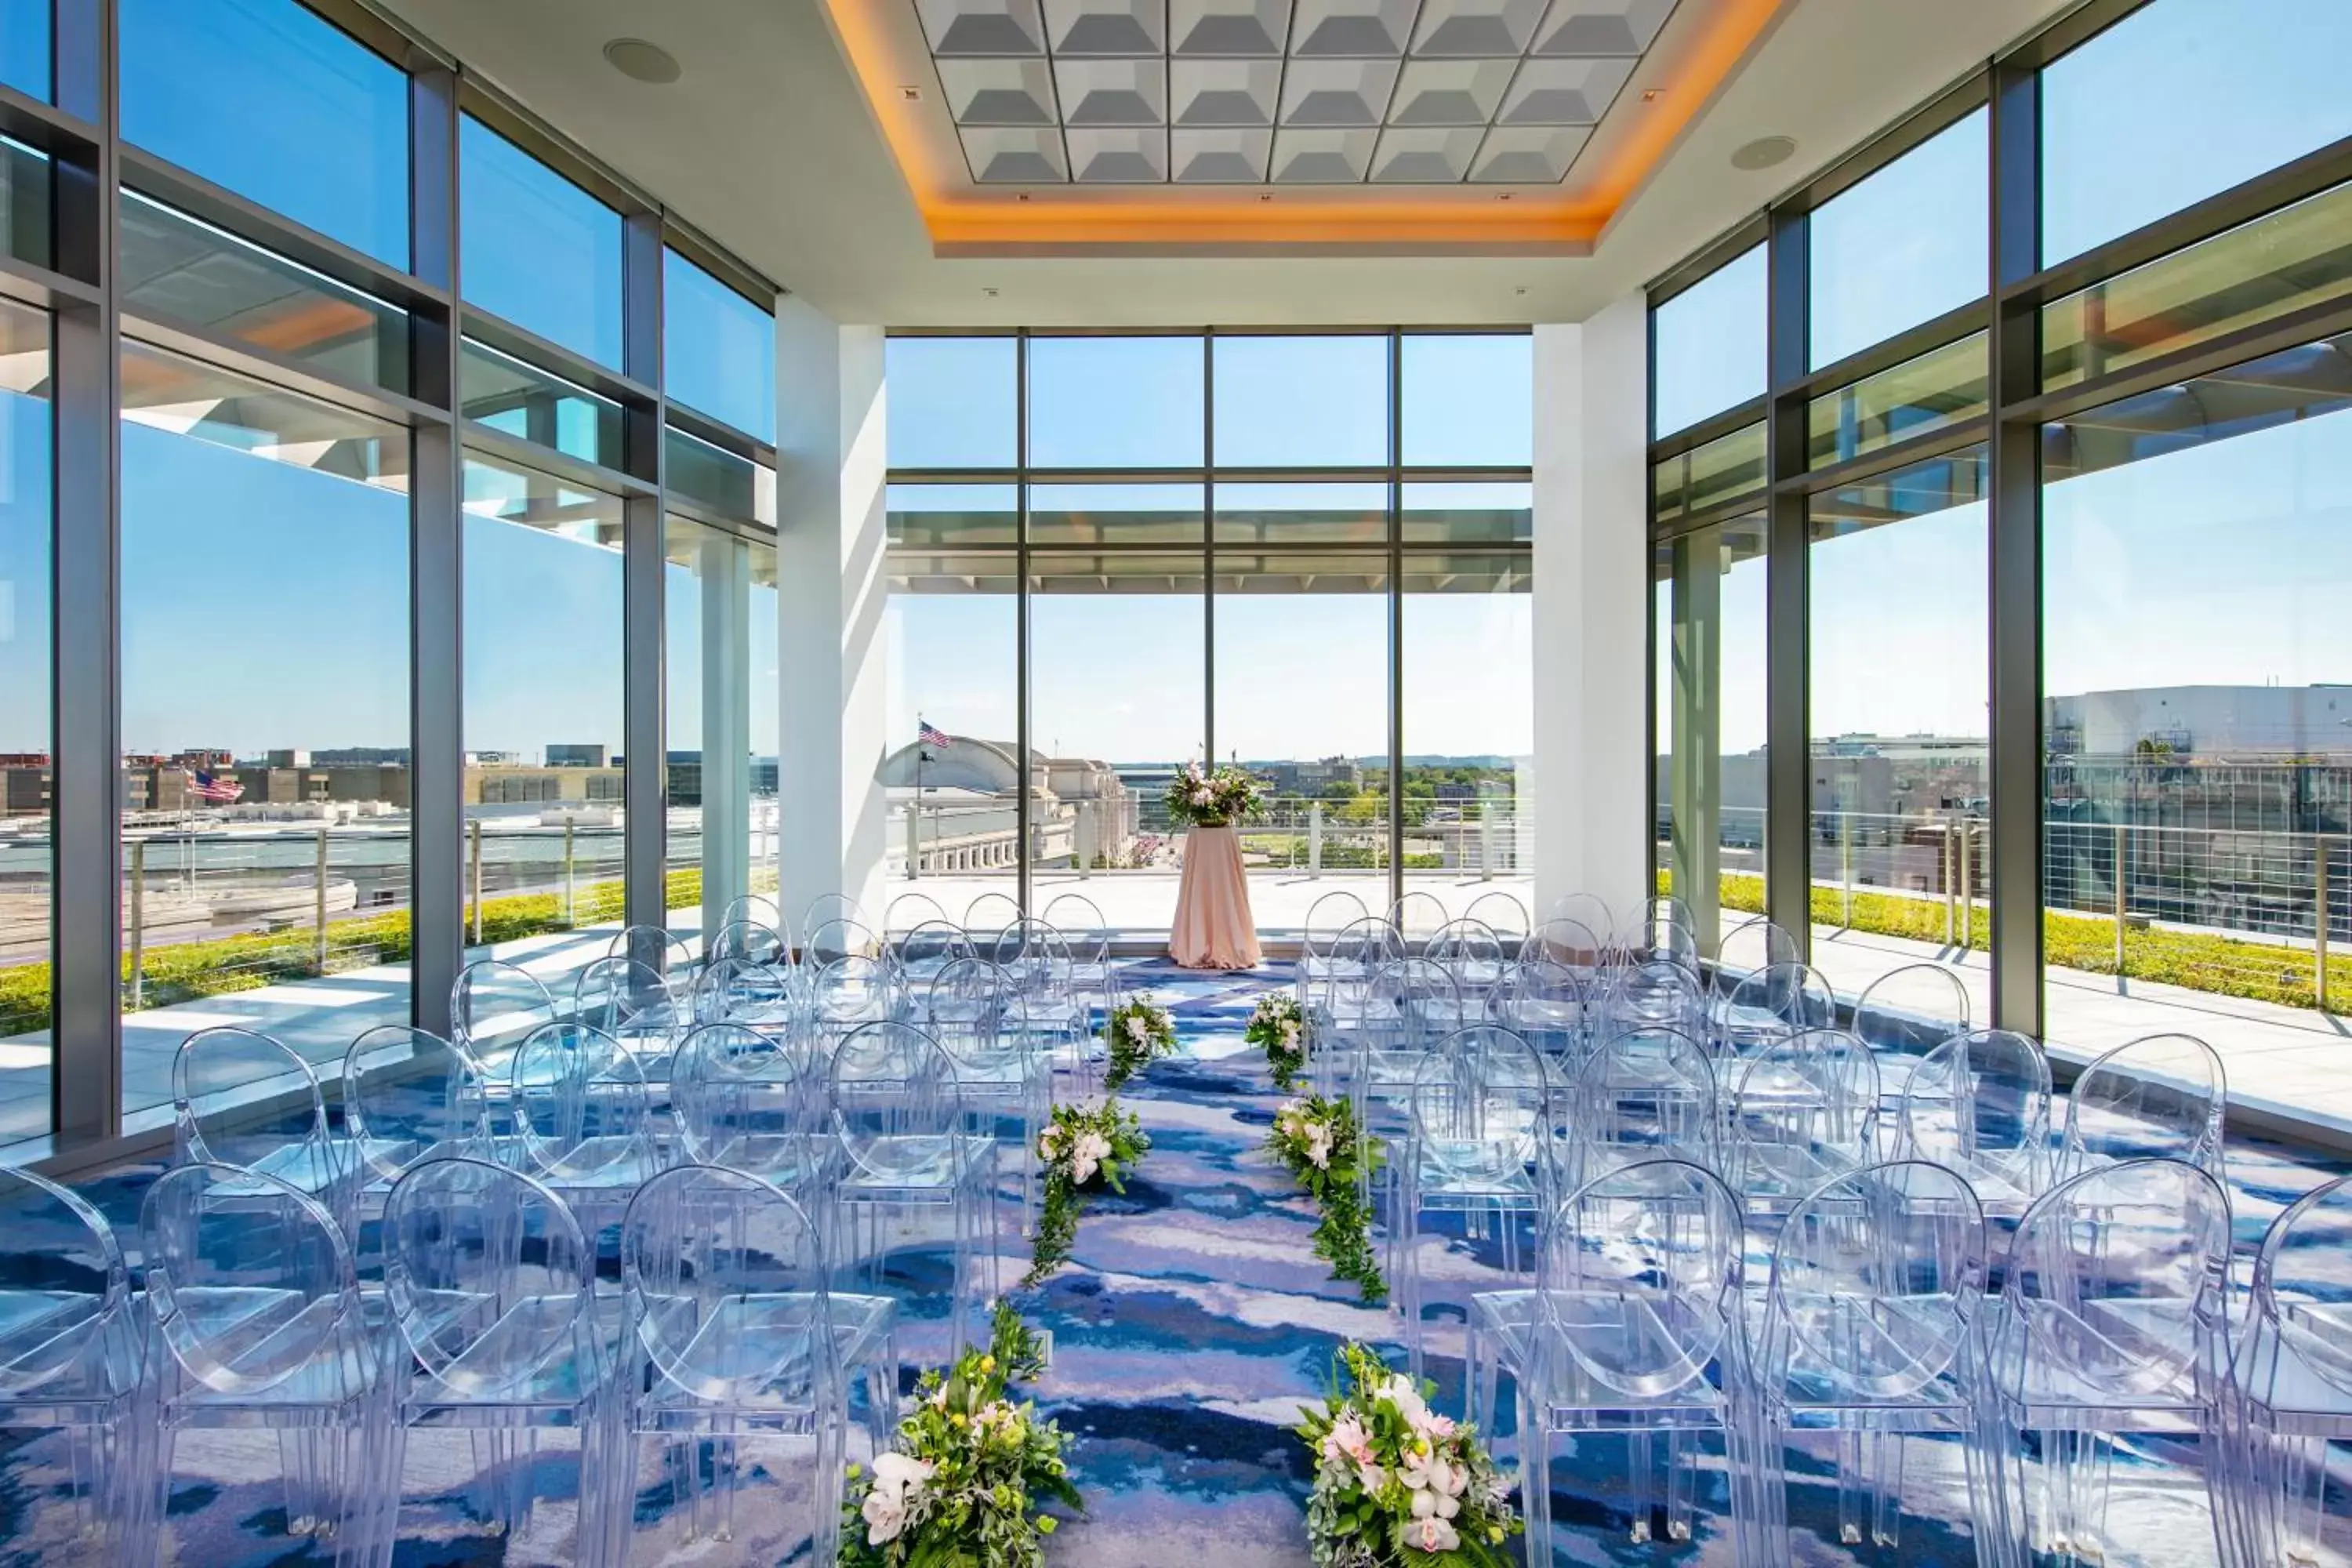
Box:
left=2047, top=684, right=2352, bottom=759
left=546, top=743, right=611, bottom=768
left=469, top=763, right=624, bottom=805
left=266, top=749, right=311, bottom=768
left=1258, top=756, right=1363, bottom=795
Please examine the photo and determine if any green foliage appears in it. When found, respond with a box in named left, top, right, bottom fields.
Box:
left=1268, top=1097, right=1386, bottom=1306
left=1100, top=998, right=1178, bottom=1091
left=1294, top=1343, right=1520, bottom=1566
left=1025, top=1098, right=1150, bottom=1286
left=1246, top=993, right=1308, bottom=1093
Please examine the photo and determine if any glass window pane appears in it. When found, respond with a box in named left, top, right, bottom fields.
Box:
left=1215, top=553, right=1390, bottom=916
left=664, top=249, right=775, bottom=441
left=0, top=138, right=50, bottom=270
left=119, top=0, right=408, bottom=267
left=886, top=337, right=1016, bottom=470
left=2, top=0, right=49, bottom=100
left=881, top=550, right=1018, bottom=913
left=1809, top=449, right=1988, bottom=975
left=1653, top=245, right=1766, bottom=437
left=1654, top=515, right=1769, bottom=949
left=460, top=115, right=625, bottom=368
left=666, top=426, right=776, bottom=527
left=1401, top=481, right=1530, bottom=545
left=119, top=339, right=412, bottom=1125
left=666, top=517, right=769, bottom=944
left=1401, top=554, right=1531, bottom=911
left=1028, top=482, right=1202, bottom=545
left=1402, top=334, right=1531, bottom=467
left=1214, top=481, right=1388, bottom=546
left=749, top=540, right=779, bottom=916
left=0, top=299, right=49, bottom=1148
left=887, top=483, right=1016, bottom=548
left=462, top=339, right=624, bottom=469
left=1029, top=337, right=1204, bottom=470
left=2042, top=0, right=2352, bottom=265
left=1652, top=421, right=1766, bottom=528
left=1029, top=552, right=1203, bottom=932
left=1213, top=335, right=1387, bottom=467
left=121, top=188, right=410, bottom=394
left=1806, top=334, right=1987, bottom=469
left=2042, top=332, right=2352, bottom=1086
left=461, top=449, right=626, bottom=994
left=1809, top=108, right=1987, bottom=368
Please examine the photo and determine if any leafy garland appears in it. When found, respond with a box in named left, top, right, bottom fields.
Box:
left=1101, top=997, right=1178, bottom=1091
left=1025, top=1099, right=1150, bottom=1286
left=1246, top=993, right=1308, bottom=1093
left=841, top=1301, right=1083, bottom=1568
left=1267, top=1096, right=1387, bottom=1305
left=1297, top=1343, right=1521, bottom=1565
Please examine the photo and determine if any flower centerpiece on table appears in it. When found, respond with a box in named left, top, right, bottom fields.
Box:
left=1267, top=1096, right=1386, bottom=1305
left=1164, top=760, right=1268, bottom=829
left=841, top=1300, right=1082, bottom=1568
left=1101, top=996, right=1178, bottom=1091
left=1025, top=1098, right=1150, bottom=1285
left=1247, top=993, right=1309, bottom=1094
left=1296, top=1343, right=1521, bottom=1564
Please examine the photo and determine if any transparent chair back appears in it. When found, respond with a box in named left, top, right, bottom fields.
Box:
left=1715, top=960, right=1835, bottom=1059
left=924, top=956, right=1010, bottom=1060
left=806, top=916, right=884, bottom=967
left=990, top=918, right=1073, bottom=989
left=1302, top=890, right=1371, bottom=962
left=691, top=956, right=792, bottom=1025
left=1546, top=894, right=1615, bottom=951
left=1850, top=961, right=1970, bottom=1054
left=1523, top=916, right=1610, bottom=982
left=1388, top=891, right=1450, bottom=946
left=1602, top=957, right=1707, bottom=1041
left=172, top=1026, right=347, bottom=1211
left=1896, top=1027, right=2051, bottom=1213
left=1622, top=910, right=1700, bottom=971
left=963, top=891, right=1022, bottom=940
left=1569, top=1025, right=1717, bottom=1185
left=1540, top=1157, right=1744, bottom=1402
left=2059, top=1031, right=2227, bottom=1181
left=710, top=918, right=788, bottom=969
left=342, top=1025, right=491, bottom=1198
left=1726, top=1029, right=1880, bottom=1213
left=1464, top=891, right=1530, bottom=948
left=800, top=894, right=873, bottom=944
left=2234, top=1172, right=2352, bottom=1568
left=1428, top=917, right=1507, bottom=997
left=1041, top=894, right=1112, bottom=957
left=1368, top=956, right=1461, bottom=1056
left=1713, top=916, right=1800, bottom=1003
left=450, top=957, right=557, bottom=1060
left=719, top=893, right=787, bottom=943
left=572, top=955, right=686, bottom=1077
left=1489, top=957, right=1586, bottom=1065
left=604, top=922, right=694, bottom=976
left=810, top=953, right=893, bottom=1035
left=673, top=1022, right=822, bottom=1181
left=886, top=891, right=950, bottom=933
left=893, top=919, right=977, bottom=990
left=1409, top=1026, right=1548, bottom=1193
left=828, top=1022, right=966, bottom=1188
left=509, top=1021, right=661, bottom=1191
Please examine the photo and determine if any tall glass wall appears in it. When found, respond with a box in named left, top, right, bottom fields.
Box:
left=883, top=330, right=1536, bottom=933
left=1650, top=514, right=1766, bottom=953
left=0, top=301, right=49, bottom=1146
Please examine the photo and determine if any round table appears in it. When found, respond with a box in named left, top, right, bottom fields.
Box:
left=1170, top=824, right=1262, bottom=970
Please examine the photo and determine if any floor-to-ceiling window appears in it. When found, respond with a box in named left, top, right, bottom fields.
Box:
left=880, top=328, right=1534, bottom=934
left=0, top=301, right=50, bottom=1151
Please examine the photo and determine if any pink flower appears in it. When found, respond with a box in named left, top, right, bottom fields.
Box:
left=1321, top=1414, right=1374, bottom=1470
left=1406, top=1515, right=1461, bottom=1552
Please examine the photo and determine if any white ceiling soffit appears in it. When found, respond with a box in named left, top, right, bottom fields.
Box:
left=376, top=0, right=2069, bottom=326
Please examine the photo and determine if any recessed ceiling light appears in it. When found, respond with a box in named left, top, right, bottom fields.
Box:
left=602, top=38, right=681, bottom=85
left=1731, top=135, right=1797, bottom=171
left=983, top=287, right=1000, bottom=298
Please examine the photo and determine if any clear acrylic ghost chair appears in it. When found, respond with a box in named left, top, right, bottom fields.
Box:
left=1625, top=896, right=1699, bottom=967
left=963, top=891, right=1022, bottom=941
left=1296, top=890, right=1373, bottom=1005
left=925, top=957, right=1049, bottom=1232
left=380, top=1156, right=626, bottom=1566
left=891, top=917, right=977, bottom=998
left=1724, top=1029, right=1881, bottom=1218
left=1488, top=957, right=1588, bottom=1072
left=508, top=1021, right=665, bottom=1240
left=1523, top=916, right=1613, bottom=1002
left=1853, top=961, right=1973, bottom=1119
left=604, top=922, right=695, bottom=977
left=991, top=920, right=1091, bottom=1084
left=1712, top=960, right=1835, bottom=1064
left=0, top=1166, right=150, bottom=1561
left=1388, top=891, right=1451, bottom=950
left=1043, top=893, right=1123, bottom=1014
left=572, top=955, right=688, bottom=1087
left=689, top=956, right=793, bottom=1027
left=1546, top=894, right=1615, bottom=953
left=172, top=1025, right=355, bottom=1226
left=1748, top=1160, right=1992, bottom=1565
left=1306, top=917, right=1406, bottom=1098
left=1713, top=916, right=1801, bottom=1004
left=340, top=1025, right=492, bottom=1247
left=1896, top=1028, right=2052, bottom=1219
left=710, top=918, right=788, bottom=970
left=1602, top=957, right=1708, bottom=1043
left=1481, top=1158, right=1765, bottom=1562
left=140, top=1161, right=392, bottom=1565
left=886, top=891, right=949, bottom=933
left=1561, top=1025, right=1719, bottom=1192
left=1352, top=957, right=1461, bottom=1143
left=1428, top=916, right=1508, bottom=1005
left=801, top=894, right=873, bottom=946
left=1396, top=1025, right=1551, bottom=1379
left=806, top=916, right=884, bottom=967
left=1465, top=890, right=1531, bottom=949
left=1976, top=1157, right=2234, bottom=1568
left=451, top=957, right=559, bottom=1069
left=671, top=1022, right=832, bottom=1196
left=808, top=953, right=897, bottom=1054
left=828, top=1022, right=1000, bottom=1358
left=2058, top=1032, right=2227, bottom=1184
left=616, top=1166, right=898, bottom=1566
left=719, top=892, right=786, bottom=940
left=2227, top=1171, right=2352, bottom=1568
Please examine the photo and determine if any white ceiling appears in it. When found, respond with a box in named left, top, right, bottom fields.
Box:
left=377, top=0, right=2071, bottom=327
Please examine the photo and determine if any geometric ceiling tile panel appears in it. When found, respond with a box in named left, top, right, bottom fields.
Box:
left=1171, top=126, right=1274, bottom=180
left=1530, top=0, right=1675, bottom=56
left=913, top=0, right=1679, bottom=183
left=1496, top=55, right=1635, bottom=124
left=1168, top=0, right=1291, bottom=55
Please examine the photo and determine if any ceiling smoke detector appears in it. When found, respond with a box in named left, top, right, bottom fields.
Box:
left=603, top=39, right=681, bottom=85
left=1731, top=135, right=1796, bottom=171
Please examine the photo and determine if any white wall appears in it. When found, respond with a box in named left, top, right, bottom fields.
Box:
left=775, top=299, right=890, bottom=931
left=1531, top=293, right=1650, bottom=927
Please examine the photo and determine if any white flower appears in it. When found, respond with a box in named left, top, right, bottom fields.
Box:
left=1124, top=1014, right=1149, bottom=1043
left=1279, top=1018, right=1300, bottom=1044
left=1071, top=1130, right=1112, bottom=1185
left=862, top=1486, right=907, bottom=1544
left=1405, top=1515, right=1461, bottom=1553
left=871, top=1451, right=934, bottom=1501
left=1304, top=1124, right=1334, bottom=1171
left=1038, top=1127, right=1060, bottom=1160
left=1191, top=785, right=1214, bottom=806
left=1382, top=1374, right=1431, bottom=1431
left=862, top=1452, right=934, bottom=1545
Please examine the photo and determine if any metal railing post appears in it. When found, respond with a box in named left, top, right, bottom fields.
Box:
left=314, top=826, right=330, bottom=974
left=129, top=838, right=145, bottom=1010
left=1309, top=801, right=1323, bottom=879
left=1944, top=820, right=1956, bottom=946
left=907, top=801, right=922, bottom=881
left=2113, top=822, right=2127, bottom=980
left=562, top=821, right=577, bottom=927
left=1959, top=822, right=1973, bottom=951
left=1839, top=811, right=1854, bottom=931
left=469, top=818, right=484, bottom=946
left=2318, top=833, right=2332, bottom=1010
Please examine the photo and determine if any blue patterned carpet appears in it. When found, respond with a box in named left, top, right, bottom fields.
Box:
left=9, top=958, right=2347, bottom=1565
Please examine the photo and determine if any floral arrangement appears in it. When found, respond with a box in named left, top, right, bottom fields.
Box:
left=1101, top=997, right=1178, bottom=1091
left=1296, top=1343, right=1521, bottom=1564
left=1246, top=993, right=1309, bottom=1093
left=1267, top=1096, right=1386, bottom=1305
left=842, top=1301, right=1082, bottom=1568
left=1163, top=760, right=1269, bottom=829
left=1025, top=1099, right=1150, bottom=1285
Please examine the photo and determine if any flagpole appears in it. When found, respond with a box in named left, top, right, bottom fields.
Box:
left=914, top=729, right=929, bottom=882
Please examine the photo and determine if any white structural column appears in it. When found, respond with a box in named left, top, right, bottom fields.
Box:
left=775, top=298, right=891, bottom=931
left=1531, top=294, right=1650, bottom=924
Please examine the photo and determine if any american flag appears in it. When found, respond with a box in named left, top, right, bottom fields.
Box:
left=918, top=721, right=955, bottom=750
left=187, top=769, right=244, bottom=804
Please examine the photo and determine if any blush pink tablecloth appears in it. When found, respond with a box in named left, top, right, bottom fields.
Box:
left=1170, top=825, right=1262, bottom=970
